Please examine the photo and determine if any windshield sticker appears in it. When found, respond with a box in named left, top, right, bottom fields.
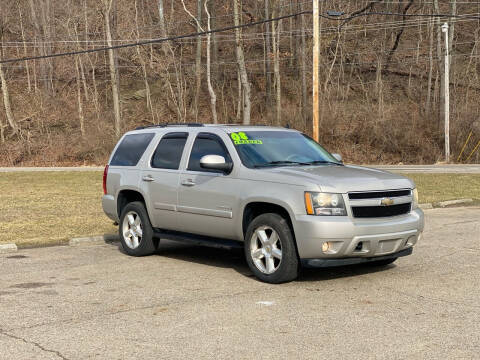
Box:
left=230, top=132, right=263, bottom=145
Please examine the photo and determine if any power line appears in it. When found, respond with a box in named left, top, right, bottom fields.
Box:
left=0, top=10, right=311, bottom=65
left=2, top=10, right=480, bottom=65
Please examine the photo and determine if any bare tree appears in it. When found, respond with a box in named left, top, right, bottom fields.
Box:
left=103, top=0, right=122, bottom=137
left=300, top=2, right=308, bottom=128
left=181, top=0, right=203, bottom=121
left=234, top=0, right=252, bottom=125
left=0, top=63, right=19, bottom=135
left=426, top=15, right=434, bottom=115
left=205, top=0, right=218, bottom=123
left=135, top=0, right=154, bottom=122
left=18, top=7, right=31, bottom=93
left=264, top=0, right=272, bottom=108
left=272, top=1, right=282, bottom=125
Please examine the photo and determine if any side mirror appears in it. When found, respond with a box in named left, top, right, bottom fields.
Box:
left=332, top=153, right=343, bottom=163
left=200, top=155, right=233, bottom=173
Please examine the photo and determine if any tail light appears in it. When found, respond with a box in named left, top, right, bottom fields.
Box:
left=103, top=165, right=109, bottom=195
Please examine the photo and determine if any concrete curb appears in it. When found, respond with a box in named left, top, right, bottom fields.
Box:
left=0, top=243, right=18, bottom=254
left=419, top=203, right=433, bottom=210
left=437, top=199, right=474, bottom=208
left=69, top=235, right=119, bottom=246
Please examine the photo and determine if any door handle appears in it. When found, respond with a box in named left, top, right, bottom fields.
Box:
left=181, top=179, right=196, bottom=187
left=142, top=175, right=154, bottom=182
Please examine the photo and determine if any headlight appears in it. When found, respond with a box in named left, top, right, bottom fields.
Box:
left=304, top=192, right=347, bottom=216
left=412, top=188, right=419, bottom=209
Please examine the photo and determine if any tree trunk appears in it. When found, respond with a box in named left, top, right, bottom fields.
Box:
left=104, top=0, right=122, bottom=137
left=0, top=63, right=19, bottom=135
left=135, top=0, right=154, bottom=122
left=264, top=0, right=272, bottom=108
left=272, top=2, right=282, bottom=126
left=205, top=0, right=218, bottom=124
left=158, top=0, right=170, bottom=58
left=18, top=7, right=32, bottom=93
left=74, top=56, right=86, bottom=138
left=208, top=0, right=219, bottom=82
left=29, top=0, right=49, bottom=93
left=426, top=16, right=434, bottom=115
left=234, top=0, right=252, bottom=125
left=195, top=0, right=203, bottom=121
left=300, top=3, right=308, bottom=129
left=433, top=0, right=444, bottom=124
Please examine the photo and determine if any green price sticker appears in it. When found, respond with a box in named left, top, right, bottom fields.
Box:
left=230, top=132, right=263, bottom=145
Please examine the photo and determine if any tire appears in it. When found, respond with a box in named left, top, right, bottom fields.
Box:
left=118, top=201, right=157, bottom=256
left=244, top=213, right=299, bottom=284
left=365, top=257, right=398, bottom=267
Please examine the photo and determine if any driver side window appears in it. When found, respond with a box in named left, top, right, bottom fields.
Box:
left=188, top=134, right=231, bottom=173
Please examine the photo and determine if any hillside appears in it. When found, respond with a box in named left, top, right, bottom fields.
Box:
left=0, top=0, right=479, bottom=165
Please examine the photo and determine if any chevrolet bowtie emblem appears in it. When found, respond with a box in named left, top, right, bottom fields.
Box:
left=381, top=198, right=395, bottom=206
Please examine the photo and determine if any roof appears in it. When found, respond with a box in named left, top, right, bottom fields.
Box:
left=131, top=124, right=297, bottom=134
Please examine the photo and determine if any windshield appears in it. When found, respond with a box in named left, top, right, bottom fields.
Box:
left=228, top=130, right=341, bottom=168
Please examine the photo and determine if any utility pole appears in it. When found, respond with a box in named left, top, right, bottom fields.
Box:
left=442, top=22, right=450, bottom=163
left=312, top=0, right=320, bottom=142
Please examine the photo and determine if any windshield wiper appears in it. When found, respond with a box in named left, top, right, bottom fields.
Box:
left=303, top=160, right=343, bottom=166
left=254, top=161, right=310, bottom=168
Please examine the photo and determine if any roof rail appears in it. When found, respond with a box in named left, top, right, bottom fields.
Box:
left=135, top=123, right=204, bottom=130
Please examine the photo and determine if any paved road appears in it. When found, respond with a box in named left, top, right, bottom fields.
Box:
left=373, top=164, right=480, bottom=174
left=1, top=165, right=480, bottom=173
left=1, top=207, right=479, bottom=359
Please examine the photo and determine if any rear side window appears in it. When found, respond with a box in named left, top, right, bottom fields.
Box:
left=188, top=133, right=231, bottom=172
left=151, top=133, right=188, bottom=170
left=110, top=133, right=155, bottom=166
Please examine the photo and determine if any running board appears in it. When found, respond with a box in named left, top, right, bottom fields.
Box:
left=153, top=229, right=244, bottom=250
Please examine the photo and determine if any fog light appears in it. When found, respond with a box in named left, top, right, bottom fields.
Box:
left=406, top=235, right=418, bottom=247
left=322, top=242, right=331, bottom=253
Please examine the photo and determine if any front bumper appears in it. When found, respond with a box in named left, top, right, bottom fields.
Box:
left=293, top=209, right=424, bottom=259
left=302, top=248, right=412, bottom=268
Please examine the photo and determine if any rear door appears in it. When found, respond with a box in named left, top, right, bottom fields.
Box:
left=177, top=132, right=239, bottom=239
left=141, top=132, right=189, bottom=230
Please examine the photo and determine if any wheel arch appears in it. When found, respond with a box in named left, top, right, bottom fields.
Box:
left=117, top=189, right=147, bottom=218
left=241, top=201, right=297, bottom=247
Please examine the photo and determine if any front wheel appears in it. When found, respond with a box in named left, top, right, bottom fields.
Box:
left=245, top=213, right=299, bottom=284
left=119, top=201, right=157, bottom=256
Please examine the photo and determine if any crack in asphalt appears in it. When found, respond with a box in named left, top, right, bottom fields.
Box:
left=0, top=327, right=69, bottom=360
left=382, top=287, right=480, bottom=310
left=3, top=287, right=267, bottom=333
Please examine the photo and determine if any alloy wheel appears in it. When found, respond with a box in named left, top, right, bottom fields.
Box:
left=250, top=226, right=283, bottom=274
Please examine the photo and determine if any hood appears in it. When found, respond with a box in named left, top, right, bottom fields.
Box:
left=262, top=165, right=414, bottom=193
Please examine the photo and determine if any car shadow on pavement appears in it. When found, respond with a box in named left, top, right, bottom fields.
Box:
left=107, top=237, right=395, bottom=282
left=298, top=263, right=396, bottom=282
left=157, top=240, right=254, bottom=277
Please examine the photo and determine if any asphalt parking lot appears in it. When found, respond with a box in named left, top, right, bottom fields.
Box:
left=1, top=207, right=479, bottom=359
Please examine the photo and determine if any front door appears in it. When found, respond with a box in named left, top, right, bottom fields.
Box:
left=177, top=133, right=239, bottom=239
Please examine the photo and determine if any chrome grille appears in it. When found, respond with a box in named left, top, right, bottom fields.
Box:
left=348, top=189, right=412, bottom=218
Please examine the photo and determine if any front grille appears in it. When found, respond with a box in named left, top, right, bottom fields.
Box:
left=352, top=203, right=411, bottom=218
left=349, top=189, right=411, bottom=200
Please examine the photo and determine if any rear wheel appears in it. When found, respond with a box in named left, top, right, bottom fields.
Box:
left=245, top=213, right=299, bottom=283
left=119, top=201, right=157, bottom=256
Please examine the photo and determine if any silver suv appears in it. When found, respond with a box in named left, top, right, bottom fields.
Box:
left=102, top=124, right=424, bottom=283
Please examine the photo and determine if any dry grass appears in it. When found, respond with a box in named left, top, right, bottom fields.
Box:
left=0, top=172, right=116, bottom=247
left=1, top=172, right=479, bottom=247
left=402, top=173, right=480, bottom=204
